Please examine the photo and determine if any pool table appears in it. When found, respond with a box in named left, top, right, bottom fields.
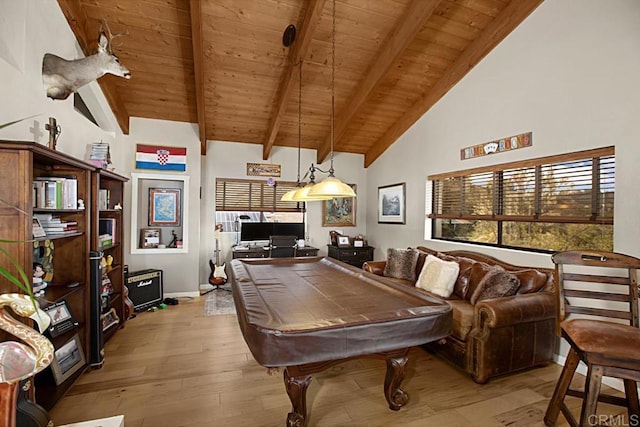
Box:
left=230, top=257, right=452, bottom=426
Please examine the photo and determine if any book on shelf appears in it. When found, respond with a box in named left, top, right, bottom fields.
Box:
left=100, top=234, right=113, bottom=248
left=98, top=189, right=110, bottom=210
left=43, top=225, right=78, bottom=233
left=99, top=218, right=117, bottom=242
left=33, top=176, right=78, bottom=209
left=44, top=229, right=79, bottom=235
left=32, top=216, right=47, bottom=239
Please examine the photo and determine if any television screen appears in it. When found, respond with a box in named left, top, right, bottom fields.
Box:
left=240, top=222, right=273, bottom=242
left=273, top=222, right=305, bottom=240
left=240, top=222, right=305, bottom=242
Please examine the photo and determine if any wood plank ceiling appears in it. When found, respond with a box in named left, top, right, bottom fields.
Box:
left=57, top=0, right=542, bottom=167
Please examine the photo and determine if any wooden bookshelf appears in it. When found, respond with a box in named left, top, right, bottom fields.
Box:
left=0, top=140, right=93, bottom=410
left=91, top=169, right=129, bottom=343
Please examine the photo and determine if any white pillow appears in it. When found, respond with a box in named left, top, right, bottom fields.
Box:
left=416, top=255, right=460, bottom=298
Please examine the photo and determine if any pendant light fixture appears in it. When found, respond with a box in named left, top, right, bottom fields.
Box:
left=283, top=0, right=356, bottom=202
left=306, top=0, right=356, bottom=200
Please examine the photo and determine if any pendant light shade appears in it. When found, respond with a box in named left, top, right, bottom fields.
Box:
left=307, top=176, right=356, bottom=198
left=280, top=187, right=299, bottom=202
left=291, top=182, right=333, bottom=201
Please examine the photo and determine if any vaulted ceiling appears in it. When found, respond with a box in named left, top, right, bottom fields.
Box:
left=57, top=0, right=542, bottom=167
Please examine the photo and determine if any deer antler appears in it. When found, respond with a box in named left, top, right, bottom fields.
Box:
left=100, top=19, right=129, bottom=52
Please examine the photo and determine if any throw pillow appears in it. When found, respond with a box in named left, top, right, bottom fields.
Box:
left=470, top=267, right=521, bottom=305
left=512, top=269, right=548, bottom=294
left=416, top=255, right=460, bottom=298
left=383, top=248, right=419, bottom=281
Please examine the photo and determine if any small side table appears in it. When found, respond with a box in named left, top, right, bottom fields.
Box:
left=327, top=245, right=374, bottom=268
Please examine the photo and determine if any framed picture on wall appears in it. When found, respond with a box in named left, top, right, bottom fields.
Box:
left=149, top=188, right=181, bottom=226
left=322, top=184, right=356, bottom=227
left=378, top=183, right=406, bottom=224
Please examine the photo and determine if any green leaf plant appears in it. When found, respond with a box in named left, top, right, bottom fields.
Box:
left=0, top=114, right=40, bottom=130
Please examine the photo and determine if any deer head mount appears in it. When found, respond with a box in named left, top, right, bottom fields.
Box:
left=42, top=23, right=131, bottom=100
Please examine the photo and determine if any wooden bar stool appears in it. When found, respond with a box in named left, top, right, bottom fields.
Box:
left=544, top=250, right=640, bottom=426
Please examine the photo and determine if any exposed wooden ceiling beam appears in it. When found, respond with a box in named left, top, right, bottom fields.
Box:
left=316, top=0, right=441, bottom=164
left=262, top=0, right=327, bottom=160
left=364, top=0, right=544, bottom=167
left=56, top=0, right=131, bottom=135
left=190, top=0, right=207, bottom=155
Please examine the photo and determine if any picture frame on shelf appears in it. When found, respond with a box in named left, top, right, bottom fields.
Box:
left=378, top=183, right=406, bottom=224
left=101, top=307, right=120, bottom=331
left=43, top=300, right=79, bottom=338
left=322, top=184, right=356, bottom=227
left=140, top=228, right=161, bottom=248
left=149, top=188, right=181, bottom=226
left=337, top=235, right=350, bottom=247
left=51, top=333, right=85, bottom=385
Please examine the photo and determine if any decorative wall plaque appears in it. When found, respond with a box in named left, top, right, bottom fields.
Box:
left=461, top=132, right=532, bottom=160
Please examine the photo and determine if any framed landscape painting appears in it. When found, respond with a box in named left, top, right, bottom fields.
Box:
left=322, top=184, right=356, bottom=227
left=378, top=183, right=406, bottom=224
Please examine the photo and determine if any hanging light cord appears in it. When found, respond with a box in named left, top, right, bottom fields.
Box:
left=329, top=0, right=336, bottom=177
left=296, top=60, right=302, bottom=186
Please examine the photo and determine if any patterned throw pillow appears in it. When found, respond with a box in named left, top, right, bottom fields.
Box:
left=416, top=255, right=460, bottom=298
left=470, top=267, right=521, bottom=304
left=383, top=248, right=419, bottom=281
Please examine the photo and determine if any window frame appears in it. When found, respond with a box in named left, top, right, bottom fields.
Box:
left=215, top=178, right=306, bottom=213
left=427, top=146, right=615, bottom=252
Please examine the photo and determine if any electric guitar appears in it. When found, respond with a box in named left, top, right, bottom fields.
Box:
left=208, top=225, right=227, bottom=286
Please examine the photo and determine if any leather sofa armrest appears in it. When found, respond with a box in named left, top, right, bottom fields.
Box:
left=474, top=292, right=556, bottom=329
left=363, top=261, right=386, bottom=276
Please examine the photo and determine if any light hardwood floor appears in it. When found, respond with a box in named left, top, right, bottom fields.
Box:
left=50, top=296, right=626, bottom=426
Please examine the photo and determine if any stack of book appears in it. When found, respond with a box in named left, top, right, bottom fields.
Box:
left=99, top=234, right=113, bottom=248
left=90, top=142, right=111, bottom=169
left=33, top=176, right=78, bottom=209
left=99, top=218, right=116, bottom=248
left=35, top=213, right=78, bottom=235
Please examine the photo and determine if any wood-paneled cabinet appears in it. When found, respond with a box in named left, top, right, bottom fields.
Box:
left=0, top=140, right=92, bottom=410
left=91, top=169, right=129, bottom=343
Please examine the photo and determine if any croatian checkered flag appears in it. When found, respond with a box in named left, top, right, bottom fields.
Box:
left=156, top=149, right=170, bottom=165
left=135, top=144, right=186, bottom=171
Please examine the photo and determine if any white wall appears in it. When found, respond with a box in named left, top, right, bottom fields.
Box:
left=0, top=0, right=120, bottom=163
left=366, top=0, right=640, bottom=271
left=122, top=118, right=202, bottom=296
left=365, top=0, right=640, bottom=390
left=202, top=141, right=367, bottom=284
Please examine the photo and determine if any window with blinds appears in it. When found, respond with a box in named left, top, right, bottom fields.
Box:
left=428, top=147, right=614, bottom=252
left=215, top=178, right=304, bottom=213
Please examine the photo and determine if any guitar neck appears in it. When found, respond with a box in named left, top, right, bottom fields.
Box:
left=215, top=228, right=221, bottom=265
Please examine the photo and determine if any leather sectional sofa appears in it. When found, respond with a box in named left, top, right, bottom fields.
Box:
left=363, top=245, right=556, bottom=383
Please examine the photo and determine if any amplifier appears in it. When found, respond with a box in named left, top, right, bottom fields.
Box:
left=126, top=269, right=163, bottom=311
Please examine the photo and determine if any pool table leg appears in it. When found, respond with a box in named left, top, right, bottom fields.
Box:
left=284, top=367, right=312, bottom=427
left=383, top=348, right=410, bottom=411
